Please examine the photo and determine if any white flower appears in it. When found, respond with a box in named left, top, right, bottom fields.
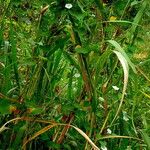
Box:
left=73, top=88, right=77, bottom=91
left=0, top=62, right=5, bottom=68
left=38, top=41, right=43, bottom=46
left=112, top=85, right=119, bottom=91
left=65, top=3, right=73, bottom=9
left=98, top=97, right=104, bottom=102
left=74, top=73, right=80, bottom=78
left=101, top=146, right=107, bottom=150
left=107, top=128, right=112, bottom=134
left=4, top=40, right=10, bottom=45
left=123, top=111, right=129, bottom=121
left=126, top=146, right=132, bottom=150
left=91, top=14, right=95, bottom=17
left=72, top=81, right=76, bottom=84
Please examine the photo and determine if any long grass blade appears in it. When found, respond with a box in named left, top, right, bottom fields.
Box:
left=130, top=0, right=148, bottom=37
left=107, top=40, right=136, bottom=73
left=0, top=117, right=21, bottom=133
left=111, top=50, right=129, bottom=125
left=97, top=135, right=142, bottom=142
left=71, top=125, right=100, bottom=150
left=22, top=123, right=57, bottom=148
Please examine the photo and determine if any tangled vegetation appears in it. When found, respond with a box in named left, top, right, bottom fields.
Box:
left=0, top=0, right=150, bottom=149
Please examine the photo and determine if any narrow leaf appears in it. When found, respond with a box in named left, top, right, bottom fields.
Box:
left=95, top=50, right=112, bottom=85
left=107, top=40, right=136, bottom=73
left=71, top=125, right=100, bottom=150
left=141, top=130, right=150, bottom=150
left=22, top=124, right=57, bottom=148
left=63, top=51, right=80, bottom=72
left=130, top=0, right=148, bottom=35
left=0, top=117, right=21, bottom=133
left=111, top=50, right=129, bottom=125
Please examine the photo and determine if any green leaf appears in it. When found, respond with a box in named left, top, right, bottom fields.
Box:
left=63, top=51, right=80, bottom=72
left=141, top=130, right=150, bottom=150
left=77, top=0, right=85, bottom=13
left=12, top=124, right=27, bottom=148
left=9, top=22, right=20, bottom=91
left=67, top=68, right=74, bottom=101
left=95, top=49, right=112, bottom=85
left=94, top=0, right=106, bottom=19
left=130, top=0, right=148, bottom=36
left=75, top=46, right=91, bottom=54
left=0, top=99, right=10, bottom=115
left=107, top=40, right=137, bottom=73
left=53, top=50, right=63, bottom=73
left=111, top=50, right=129, bottom=125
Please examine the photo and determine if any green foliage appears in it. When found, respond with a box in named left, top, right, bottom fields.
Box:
left=0, top=0, right=150, bottom=149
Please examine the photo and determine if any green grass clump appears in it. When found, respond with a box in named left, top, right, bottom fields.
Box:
left=0, top=0, right=150, bottom=149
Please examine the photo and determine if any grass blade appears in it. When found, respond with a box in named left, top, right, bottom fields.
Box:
left=95, top=50, right=112, bottom=85
left=111, top=50, right=129, bottom=125
left=141, top=130, right=150, bottom=150
left=9, top=22, right=20, bottom=91
left=22, top=123, right=57, bottom=148
left=71, top=125, right=100, bottom=150
left=130, top=0, right=148, bottom=37
left=107, top=40, right=136, bottom=73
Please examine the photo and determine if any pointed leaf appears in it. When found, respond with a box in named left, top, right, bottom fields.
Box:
left=111, top=50, right=129, bottom=125
left=71, top=125, right=100, bottom=150
left=107, top=40, right=136, bottom=73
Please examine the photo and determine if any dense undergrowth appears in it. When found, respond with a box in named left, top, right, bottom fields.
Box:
left=0, top=0, right=150, bottom=149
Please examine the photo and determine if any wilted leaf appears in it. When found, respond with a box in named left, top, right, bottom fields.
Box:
left=71, top=125, right=100, bottom=150
left=22, top=123, right=57, bottom=148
